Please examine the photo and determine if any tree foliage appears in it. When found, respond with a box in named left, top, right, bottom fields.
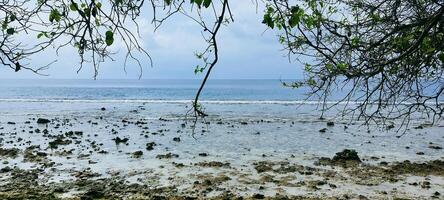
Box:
left=1, top=0, right=444, bottom=128
left=1, top=0, right=149, bottom=76
left=263, top=0, right=444, bottom=127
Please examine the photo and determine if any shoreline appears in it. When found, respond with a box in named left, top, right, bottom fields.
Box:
left=0, top=102, right=443, bottom=199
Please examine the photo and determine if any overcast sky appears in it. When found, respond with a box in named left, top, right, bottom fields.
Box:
left=0, top=2, right=302, bottom=80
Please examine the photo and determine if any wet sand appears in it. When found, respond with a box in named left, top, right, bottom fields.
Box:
left=0, top=101, right=443, bottom=199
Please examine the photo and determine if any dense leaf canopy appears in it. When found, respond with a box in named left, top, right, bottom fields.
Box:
left=265, top=0, right=444, bottom=126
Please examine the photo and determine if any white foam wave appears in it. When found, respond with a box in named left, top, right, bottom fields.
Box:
left=0, top=98, right=441, bottom=105
left=0, top=98, right=350, bottom=105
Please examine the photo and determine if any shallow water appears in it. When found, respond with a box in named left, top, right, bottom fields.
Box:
left=0, top=80, right=443, bottom=198
left=1, top=101, right=442, bottom=174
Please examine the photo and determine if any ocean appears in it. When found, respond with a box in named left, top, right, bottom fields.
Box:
left=0, top=79, right=443, bottom=198
left=0, top=79, right=305, bottom=101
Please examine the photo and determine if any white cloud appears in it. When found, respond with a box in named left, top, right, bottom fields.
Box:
left=0, top=2, right=302, bottom=79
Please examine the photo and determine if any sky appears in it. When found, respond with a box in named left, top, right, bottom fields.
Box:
left=0, top=1, right=303, bottom=80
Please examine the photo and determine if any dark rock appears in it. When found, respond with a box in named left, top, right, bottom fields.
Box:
left=370, top=156, right=379, bottom=160
left=146, top=142, right=156, bottom=150
left=421, top=181, right=431, bottom=189
left=414, top=125, right=424, bottom=129
left=132, top=151, right=143, bottom=158
left=429, top=145, right=442, bottom=150
left=158, top=118, right=169, bottom=121
left=0, top=166, right=12, bottom=173
left=386, top=124, right=395, bottom=130
left=101, top=107, right=106, bottom=111
left=88, top=160, right=98, bottom=164
left=156, top=153, right=179, bottom=159
left=0, top=148, right=19, bottom=157
left=253, top=162, right=273, bottom=173
left=81, top=189, right=104, bottom=200
left=326, top=121, right=334, bottom=126
left=333, top=149, right=361, bottom=163
left=319, top=128, right=327, bottom=133
left=198, top=153, right=209, bottom=157
left=48, top=138, right=72, bottom=149
left=112, top=137, right=129, bottom=144
left=173, top=162, right=185, bottom=168
left=7, top=122, right=16, bottom=125
left=391, top=160, right=444, bottom=176
left=315, top=149, right=361, bottom=167
left=98, top=150, right=108, bottom=154
left=252, top=194, right=265, bottom=199
left=196, top=161, right=230, bottom=168
left=36, top=152, right=47, bottom=157
left=301, top=171, right=313, bottom=175
left=173, top=137, right=181, bottom=142
left=380, top=161, right=389, bottom=166
left=37, top=118, right=51, bottom=124
left=135, top=121, right=147, bottom=125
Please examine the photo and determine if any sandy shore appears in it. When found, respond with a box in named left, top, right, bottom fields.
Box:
left=0, top=101, right=443, bottom=199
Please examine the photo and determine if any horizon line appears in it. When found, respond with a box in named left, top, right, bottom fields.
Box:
left=0, top=78, right=299, bottom=81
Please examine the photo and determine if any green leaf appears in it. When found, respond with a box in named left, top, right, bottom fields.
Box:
left=193, top=0, right=203, bottom=8
left=9, top=14, right=16, bottom=22
left=92, top=7, right=98, bottom=17
left=289, top=15, right=300, bottom=28
left=2, top=22, right=7, bottom=30
left=351, top=37, right=359, bottom=46
left=49, top=9, right=61, bottom=23
left=438, top=53, right=444, bottom=63
left=307, top=77, right=316, bottom=86
left=325, top=63, right=333, bottom=72
left=37, top=32, right=44, bottom=39
left=164, top=0, right=171, bottom=5
left=70, top=3, right=78, bottom=11
left=303, top=16, right=315, bottom=29
left=105, top=30, right=114, bottom=46
left=337, top=63, right=348, bottom=71
left=115, top=0, right=123, bottom=6
left=83, top=8, right=90, bottom=16
left=262, top=13, right=274, bottom=29
left=194, top=65, right=204, bottom=74
left=203, top=0, right=211, bottom=8
left=95, top=18, right=101, bottom=26
left=6, top=28, right=15, bottom=35
left=289, top=6, right=302, bottom=28
left=304, top=63, right=312, bottom=72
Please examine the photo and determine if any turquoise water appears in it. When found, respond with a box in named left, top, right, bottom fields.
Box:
left=0, top=79, right=306, bottom=101
left=1, top=79, right=441, bottom=104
